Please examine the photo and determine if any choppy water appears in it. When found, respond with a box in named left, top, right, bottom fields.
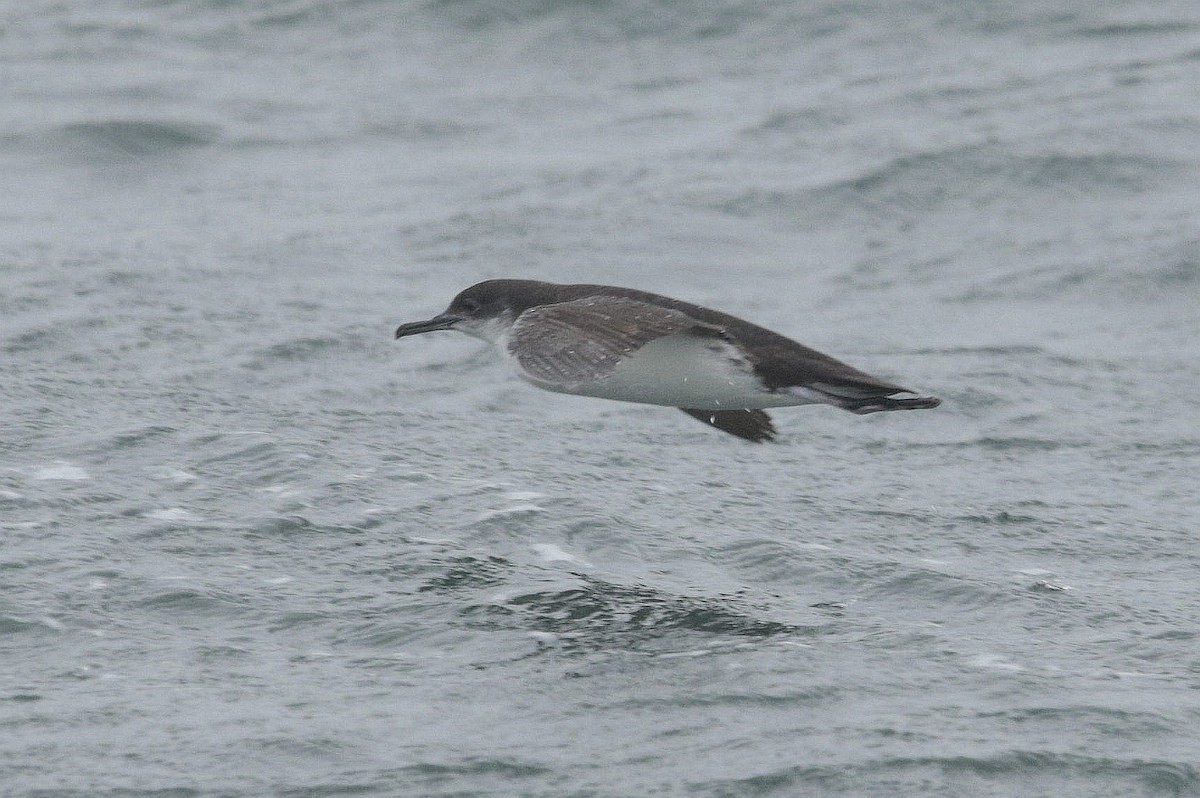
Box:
left=4, top=1, right=1200, bottom=796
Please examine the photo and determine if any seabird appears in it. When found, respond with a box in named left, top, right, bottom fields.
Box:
left=394, top=279, right=940, bottom=442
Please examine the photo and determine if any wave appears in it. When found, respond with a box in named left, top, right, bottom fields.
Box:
left=59, top=119, right=219, bottom=158
left=704, top=144, right=1188, bottom=229
left=696, top=752, right=1199, bottom=796
left=456, top=573, right=800, bottom=650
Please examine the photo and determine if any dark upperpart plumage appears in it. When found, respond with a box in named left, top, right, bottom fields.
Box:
left=394, top=279, right=940, bottom=442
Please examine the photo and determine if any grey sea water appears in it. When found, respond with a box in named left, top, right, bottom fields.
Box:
left=3, top=1, right=1200, bottom=796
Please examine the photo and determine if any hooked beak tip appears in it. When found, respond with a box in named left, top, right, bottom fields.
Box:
left=394, top=313, right=458, bottom=339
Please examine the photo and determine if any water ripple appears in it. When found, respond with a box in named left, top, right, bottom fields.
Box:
left=460, top=575, right=801, bottom=651
left=58, top=119, right=219, bottom=159
left=693, top=752, right=1200, bottom=796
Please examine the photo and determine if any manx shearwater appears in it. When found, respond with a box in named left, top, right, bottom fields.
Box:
left=394, top=279, right=940, bottom=442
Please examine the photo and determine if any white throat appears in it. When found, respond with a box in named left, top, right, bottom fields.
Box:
left=456, top=312, right=516, bottom=344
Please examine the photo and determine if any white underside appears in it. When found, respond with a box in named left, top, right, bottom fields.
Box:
left=506, top=332, right=822, bottom=410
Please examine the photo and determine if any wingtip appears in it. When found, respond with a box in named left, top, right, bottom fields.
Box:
left=905, top=394, right=941, bottom=410
left=680, top=408, right=778, bottom=443
left=844, top=393, right=942, bottom=415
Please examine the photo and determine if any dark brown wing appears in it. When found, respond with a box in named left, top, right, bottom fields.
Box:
left=507, top=296, right=726, bottom=387
left=680, top=409, right=777, bottom=443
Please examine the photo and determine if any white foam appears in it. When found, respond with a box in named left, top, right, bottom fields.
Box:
left=531, top=543, right=585, bottom=564
left=475, top=504, right=544, bottom=522
left=258, top=485, right=302, bottom=499
left=967, top=653, right=1024, bottom=672
left=146, top=508, right=196, bottom=522
left=151, top=467, right=198, bottom=483
left=505, top=490, right=545, bottom=502
left=32, top=462, right=90, bottom=481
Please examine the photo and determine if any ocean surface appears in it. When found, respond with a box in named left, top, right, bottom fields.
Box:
left=3, top=1, right=1200, bottom=796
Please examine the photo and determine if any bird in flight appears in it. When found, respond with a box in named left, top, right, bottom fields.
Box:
left=394, top=279, right=940, bottom=442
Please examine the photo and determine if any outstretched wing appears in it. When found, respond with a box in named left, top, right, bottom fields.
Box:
left=679, top=409, right=777, bottom=443
left=507, top=295, right=728, bottom=388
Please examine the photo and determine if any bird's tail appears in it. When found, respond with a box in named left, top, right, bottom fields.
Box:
left=786, top=384, right=941, bottom=415
left=837, top=393, right=941, bottom=415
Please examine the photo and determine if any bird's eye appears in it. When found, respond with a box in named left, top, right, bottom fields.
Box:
left=461, top=299, right=481, bottom=313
